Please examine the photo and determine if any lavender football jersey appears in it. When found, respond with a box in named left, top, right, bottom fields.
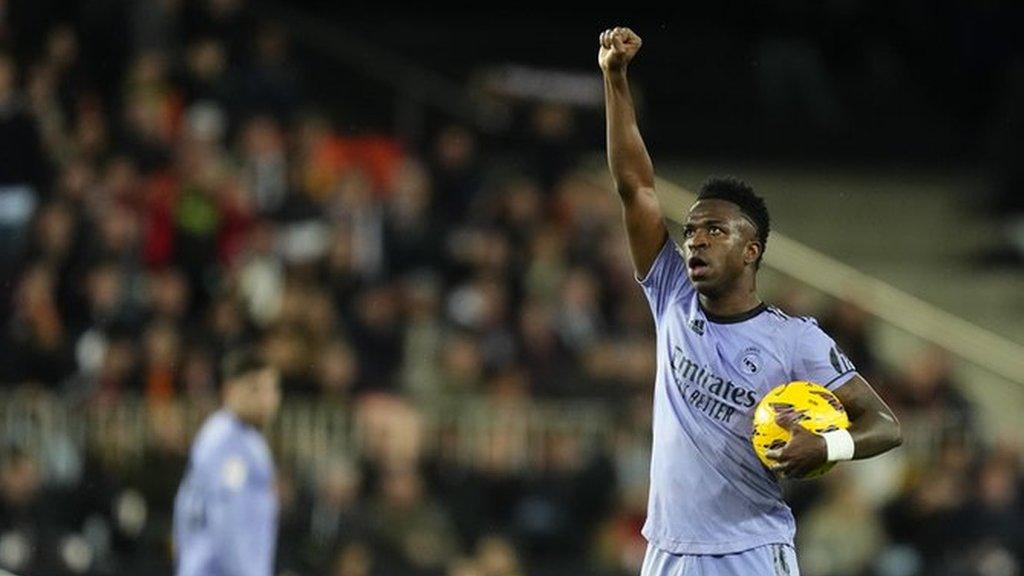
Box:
left=174, top=411, right=278, bottom=576
left=638, top=239, right=857, bottom=555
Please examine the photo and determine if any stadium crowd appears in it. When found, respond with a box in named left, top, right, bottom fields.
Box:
left=0, top=2, right=1021, bottom=576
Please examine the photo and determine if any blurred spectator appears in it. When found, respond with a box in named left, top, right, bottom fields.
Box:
left=384, top=159, right=441, bottom=275
left=511, top=429, right=614, bottom=562
left=329, top=540, right=378, bottom=576
left=797, top=471, right=884, bottom=576
left=237, top=23, right=303, bottom=120
left=295, top=456, right=372, bottom=572
left=890, top=347, right=974, bottom=434
left=960, top=448, right=1024, bottom=565
left=368, top=466, right=460, bottom=572
left=315, top=337, right=361, bottom=399
left=239, top=115, right=289, bottom=215
left=474, top=534, right=524, bottom=576
left=820, top=300, right=878, bottom=378
left=883, top=466, right=972, bottom=572
left=0, top=52, right=50, bottom=269
left=2, top=264, right=75, bottom=387
left=182, top=37, right=233, bottom=111
left=431, top=125, right=482, bottom=223
left=398, top=272, right=444, bottom=399
left=0, top=447, right=66, bottom=574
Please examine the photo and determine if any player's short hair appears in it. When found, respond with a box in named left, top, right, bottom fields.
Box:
left=220, top=347, right=271, bottom=386
left=696, top=176, right=770, bottom=267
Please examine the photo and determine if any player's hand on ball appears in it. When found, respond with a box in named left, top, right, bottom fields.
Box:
left=765, top=408, right=828, bottom=479
left=598, top=27, right=641, bottom=73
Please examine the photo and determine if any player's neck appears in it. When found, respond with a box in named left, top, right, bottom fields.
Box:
left=698, top=289, right=762, bottom=320
left=224, top=404, right=263, bottom=430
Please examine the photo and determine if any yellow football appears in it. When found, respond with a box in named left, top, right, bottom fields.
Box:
left=751, top=381, right=849, bottom=478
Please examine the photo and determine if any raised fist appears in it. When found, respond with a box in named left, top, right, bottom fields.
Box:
left=598, top=27, right=642, bottom=73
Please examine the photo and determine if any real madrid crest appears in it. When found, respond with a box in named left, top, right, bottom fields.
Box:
left=737, top=347, right=762, bottom=375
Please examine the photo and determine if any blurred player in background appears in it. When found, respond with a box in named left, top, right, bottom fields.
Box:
left=173, top=350, right=281, bottom=576
left=599, top=27, right=902, bottom=575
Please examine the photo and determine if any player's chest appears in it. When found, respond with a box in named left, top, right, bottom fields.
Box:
left=660, top=317, right=791, bottom=403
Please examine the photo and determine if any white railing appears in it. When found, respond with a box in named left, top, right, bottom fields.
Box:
left=0, top=393, right=615, bottom=473
left=0, top=392, right=970, bottom=476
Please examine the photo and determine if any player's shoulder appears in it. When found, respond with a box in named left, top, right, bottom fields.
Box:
left=764, top=306, right=831, bottom=340
left=764, top=305, right=819, bottom=326
left=192, top=412, right=246, bottom=464
left=766, top=306, right=846, bottom=359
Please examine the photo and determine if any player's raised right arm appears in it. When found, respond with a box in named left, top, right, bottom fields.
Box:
left=600, top=27, right=668, bottom=278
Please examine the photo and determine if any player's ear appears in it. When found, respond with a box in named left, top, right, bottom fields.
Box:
left=744, top=240, right=762, bottom=266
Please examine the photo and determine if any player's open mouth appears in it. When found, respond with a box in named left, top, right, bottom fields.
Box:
left=687, top=256, right=709, bottom=276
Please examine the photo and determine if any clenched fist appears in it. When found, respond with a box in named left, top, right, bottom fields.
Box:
left=598, top=27, right=642, bottom=73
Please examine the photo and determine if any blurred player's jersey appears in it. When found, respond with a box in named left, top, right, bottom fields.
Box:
left=638, top=239, right=857, bottom=555
left=173, top=410, right=278, bottom=576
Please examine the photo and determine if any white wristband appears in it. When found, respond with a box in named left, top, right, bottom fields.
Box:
left=822, top=429, right=855, bottom=462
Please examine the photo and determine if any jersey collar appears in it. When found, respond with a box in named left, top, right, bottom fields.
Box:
left=700, top=301, right=768, bottom=324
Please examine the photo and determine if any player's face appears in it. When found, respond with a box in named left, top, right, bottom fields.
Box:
left=682, top=200, right=760, bottom=295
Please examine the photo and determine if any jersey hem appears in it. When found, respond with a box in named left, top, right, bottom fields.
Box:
left=642, top=529, right=794, bottom=556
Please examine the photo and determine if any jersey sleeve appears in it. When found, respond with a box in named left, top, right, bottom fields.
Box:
left=636, top=238, right=692, bottom=321
left=208, top=453, right=277, bottom=576
left=792, top=321, right=858, bottom=391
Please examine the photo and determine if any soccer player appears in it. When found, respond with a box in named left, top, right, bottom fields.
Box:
left=173, top=350, right=281, bottom=576
left=599, top=27, right=902, bottom=575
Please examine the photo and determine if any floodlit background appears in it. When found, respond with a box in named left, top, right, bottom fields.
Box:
left=1, top=2, right=1023, bottom=576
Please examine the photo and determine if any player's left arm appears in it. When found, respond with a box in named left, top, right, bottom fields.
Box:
left=832, top=374, right=902, bottom=458
left=767, top=321, right=901, bottom=478
left=769, top=375, right=901, bottom=478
